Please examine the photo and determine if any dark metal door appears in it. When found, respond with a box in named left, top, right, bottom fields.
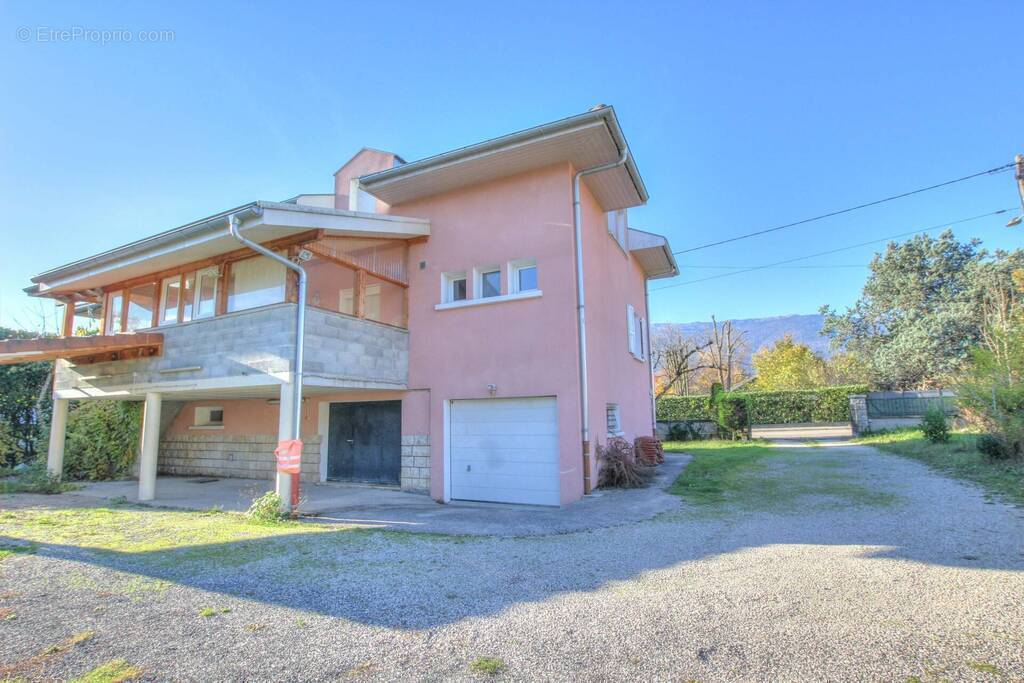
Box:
left=327, top=401, right=402, bottom=484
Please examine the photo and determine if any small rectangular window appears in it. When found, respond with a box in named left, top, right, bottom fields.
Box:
left=479, top=268, right=501, bottom=298
left=194, top=406, right=224, bottom=428
left=606, top=403, right=621, bottom=435
left=509, top=259, right=539, bottom=294
left=442, top=271, right=467, bottom=303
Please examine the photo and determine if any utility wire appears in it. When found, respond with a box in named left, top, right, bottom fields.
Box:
left=652, top=208, right=1014, bottom=292
left=673, top=163, right=1015, bottom=255
left=678, top=264, right=870, bottom=270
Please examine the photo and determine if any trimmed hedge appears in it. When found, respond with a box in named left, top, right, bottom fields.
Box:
left=657, top=385, right=868, bottom=425
left=656, top=395, right=714, bottom=422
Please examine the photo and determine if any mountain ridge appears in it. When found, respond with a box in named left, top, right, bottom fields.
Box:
left=652, top=313, right=829, bottom=367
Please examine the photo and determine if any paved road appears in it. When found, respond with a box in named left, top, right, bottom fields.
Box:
left=2, top=442, right=1022, bottom=681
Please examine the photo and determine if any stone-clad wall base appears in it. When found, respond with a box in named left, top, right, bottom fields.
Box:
left=159, top=433, right=321, bottom=483
left=400, top=435, right=430, bottom=493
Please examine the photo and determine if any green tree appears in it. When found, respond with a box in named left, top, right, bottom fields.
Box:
left=821, top=230, right=1024, bottom=389
left=0, top=327, right=53, bottom=466
left=957, top=268, right=1024, bottom=456
left=752, top=334, right=826, bottom=390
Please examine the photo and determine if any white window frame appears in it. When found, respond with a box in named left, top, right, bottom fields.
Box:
left=441, top=271, right=468, bottom=304
left=473, top=265, right=502, bottom=299
left=191, top=406, right=224, bottom=430
left=158, top=275, right=182, bottom=326
left=606, top=403, right=622, bottom=436
left=193, top=266, right=219, bottom=320
left=508, top=259, right=538, bottom=294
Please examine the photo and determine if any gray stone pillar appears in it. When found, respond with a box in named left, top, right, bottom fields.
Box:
left=849, top=394, right=869, bottom=435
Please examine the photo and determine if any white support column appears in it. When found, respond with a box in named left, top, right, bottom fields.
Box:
left=138, top=392, right=162, bottom=501
left=46, top=398, right=69, bottom=479
left=275, top=382, right=294, bottom=512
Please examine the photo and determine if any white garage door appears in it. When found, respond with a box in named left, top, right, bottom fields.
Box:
left=449, top=397, right=560, bottom=506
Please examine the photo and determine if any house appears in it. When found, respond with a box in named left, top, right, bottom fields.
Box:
left=0, top=106, right=678, bottom=509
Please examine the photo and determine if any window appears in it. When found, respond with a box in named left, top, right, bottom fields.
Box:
left=626, top=304, right=645, bottom=360
left=193, top=406, right=224, bottom=429
left=442, top=271, right=467, bottom=303
left=125, top=283, right=156, bottom=331
left=475, top=266, right=501, bottom=299
left=106, top=292, right=123, bottom=333
left=606, top=403, right=622, bottom=435
left=180, top=272, right=196, bottom=322
left=509, top=259, right=538, bottom=294
left=227, top=256, right=286, bottom=313
left=159, top=276, right=182, bottom=325
left=607, top=209, right=628, bottom=251
left=194, top=267, right=218, bottom=319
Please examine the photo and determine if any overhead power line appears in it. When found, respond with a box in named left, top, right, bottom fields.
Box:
left=673, top=163, right=1015, bottom=255
left=652, top=208, right=1014, bottom=292
left=678, top=264, right=869, bottom=270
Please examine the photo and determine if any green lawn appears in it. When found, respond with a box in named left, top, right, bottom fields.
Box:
left=664, top=439, right=901, bottom=512
left=853, top=429, right=1024, bottom=507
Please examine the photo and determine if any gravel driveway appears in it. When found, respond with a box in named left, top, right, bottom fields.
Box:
left=2, top=441, right=1022, bottom=681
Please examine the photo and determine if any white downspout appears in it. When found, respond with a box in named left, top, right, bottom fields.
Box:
left=572, top=147, right=629, bottom=495
left=228, top=207, right=307, bottom=512
left=645, top=280, right=656, bottom=435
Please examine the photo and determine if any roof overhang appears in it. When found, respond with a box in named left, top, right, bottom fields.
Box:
left=359, top=106, right=648, bottom=211
left=629, top=228, right=679, bottom=280
left=0, top=333, right=164, bottom=366
left=30, top=201, right=430, bottom=296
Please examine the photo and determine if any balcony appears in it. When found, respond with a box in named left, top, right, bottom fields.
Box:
left=53, top=303, right=408, bottom=399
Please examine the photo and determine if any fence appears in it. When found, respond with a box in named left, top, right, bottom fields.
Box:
left=850, top=390, right=957, bottom=434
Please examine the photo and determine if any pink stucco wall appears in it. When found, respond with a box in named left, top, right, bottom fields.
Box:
left=164, top=390, right=429, bottom=440
left=576, top=172, right=655, bottom=477
left=333, top=149, right=399, bottom=212
left=390, top=163, right=587, bottom=504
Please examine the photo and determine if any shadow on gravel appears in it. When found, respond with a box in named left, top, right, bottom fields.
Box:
left=2, top=444, right=1021, bottom=630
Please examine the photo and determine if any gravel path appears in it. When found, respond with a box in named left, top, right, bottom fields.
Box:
left=2, top=442, right=1022, bottom=681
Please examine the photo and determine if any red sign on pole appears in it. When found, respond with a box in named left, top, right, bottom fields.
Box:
left=274, top=439, right=303, bottom=474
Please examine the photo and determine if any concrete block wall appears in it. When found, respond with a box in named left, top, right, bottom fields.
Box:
left=655, top=420, right=718, bottom=440
left=400, top=435, right=430, bottom=493
left=159, top=433, right=322, bottom=482
left=56, top=303, right=408, bottom=395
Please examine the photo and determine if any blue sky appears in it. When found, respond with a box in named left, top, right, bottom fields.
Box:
left=1, top=1, right=1021, bottom=331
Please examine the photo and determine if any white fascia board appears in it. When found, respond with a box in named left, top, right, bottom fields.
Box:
left=35, top=203, right=430, bottom=293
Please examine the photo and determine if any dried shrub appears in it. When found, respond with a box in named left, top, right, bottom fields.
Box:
left=597, top=437, right=656, bottom=489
